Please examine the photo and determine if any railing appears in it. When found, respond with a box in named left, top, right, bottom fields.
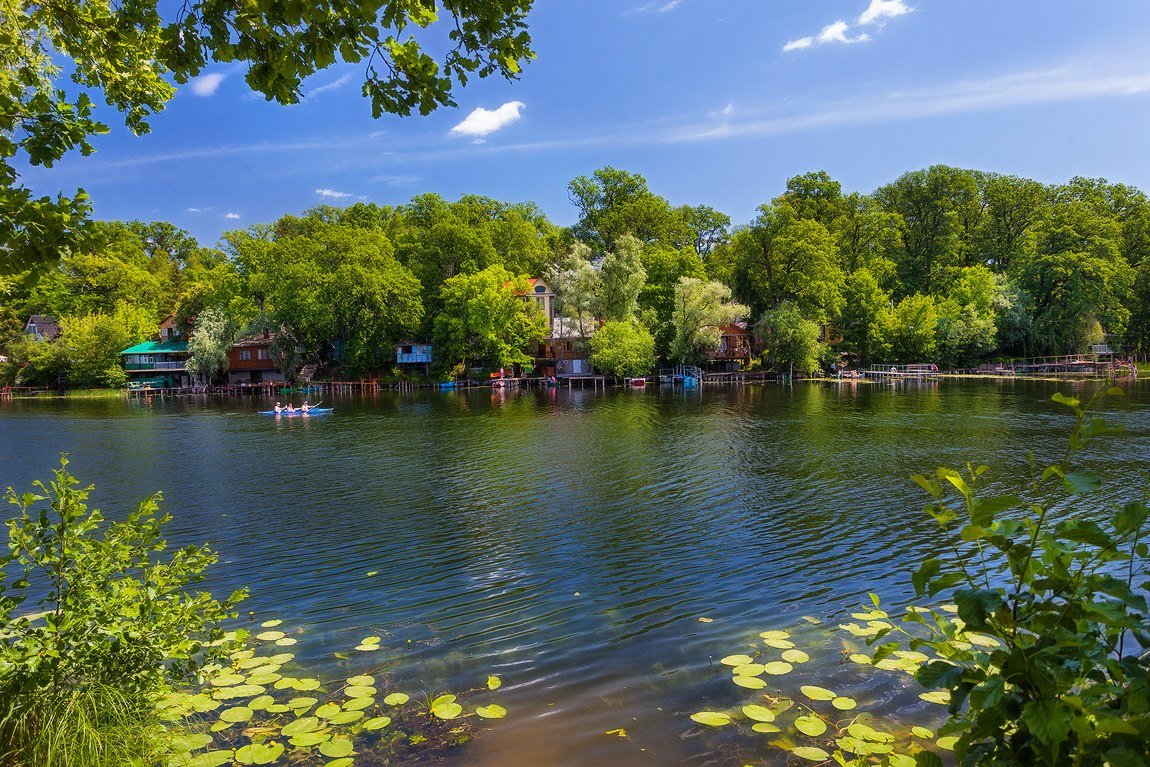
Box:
left=397, top=353, right=432, bottom=364
left=125, top=361, right=187, bottom=371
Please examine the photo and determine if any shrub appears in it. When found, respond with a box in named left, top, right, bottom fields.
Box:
left=0, top=457, right=246, bottom=767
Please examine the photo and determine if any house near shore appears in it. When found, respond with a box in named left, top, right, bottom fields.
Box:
left=396, top=342, right=433, bottom=374
left=228, top=337, right=285, bottom=385
left=121, top=340, right=191, bottom=389
left=24, top=315, right=61, bottom=341
left=706, top=322, right=755, bottom=372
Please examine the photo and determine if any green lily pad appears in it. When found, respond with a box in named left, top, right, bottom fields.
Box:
left=781, top=649, right=810, bottom=663
left=287, top=696, right=319, bottom=711
left=888, top=755, right=916, bottom=767
left=794, top=715, right=827, bottom=737
left=800, top=685, right=837, bottom=701
left=324, top=760, right=354, bottom=767
left=185, top=752, right=233, bottom=767
left=384, top=692, right=410, bottom=706
left=762, top=637, right=796, bottom=649
left=248, top=694, right=275, bottom=710
left=275, top=637, right=298, bottom=646
left=347, top=675, right=375, bottom=686
left=260, top=619, right=283, bottom=628
left=487, top=675, right=502, bottom=690
left=363, top=716, right=392, bottom=730
left=318, top=737, right=355, bottom=758
left=690, top=711, right=732, bottom=726
left=919, top=690, right=951, bottom=705
left=210, top=674, right=245, bottom=687
left=235, top=742, right=284, bottom=765
left=476, top=704, right=507, bottom=719
left=281, top=716, right=320, bottom=736
left=327, top=710, right=364, bottom=725
left=432, top=701, right=463, bottom=719
left=732, top=663, right=765, bottom=677
left=832, top=697, right=857, bottom=710
left=911, top=726, right=935, bottom=739
left=792, top=746, right=830, bottom=761
left=732, top=675, right=767, bottom=689
left=255, top=631, right=286, bottom=641
left=751, top=722, right=781, bottom=733
left=937, top=736, right=959, bottom=750
left=849, top=653, right=872, bottom=664
left=762, top=661, right=793, bottom=675
left=345, top=685, right=376, bottom=698
left=218, top=706, right=253, bottom=723
left=315, top=703, right=342, bottom=719
left=759, top=630, right=790, bottom=640
left=719, top=654, right=754, bottom=667
left=343, top=696, right=374, bottom=711
left=294, top=678, right=321, bottom=691
left=288, top=732, right=330, bottom=747
left=741, top=704, right=775, bottom=722
left=354, top=644, right=380, bottom=652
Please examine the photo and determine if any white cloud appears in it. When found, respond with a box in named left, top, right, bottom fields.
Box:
left=224, top=212, right=241, bottom=220
left=310, top=72, right=354, bottom=97
left=369, top=174, right=421, bottom=186
left=858, top=0, right=913, bottom=26
left=783, top=36, right=814, bottom=52
left=186, top=206, right=212, bottom=213
left=189, top=72, right=227, bottom=97
left=449, top=101, right=525, bottom=137
left=723, top=102, right=735, bottom=116
left=817, top=20, right=870, bottom=45
left=630, top=0, right=685, bottom=12
left=315, top=188, right=352, bottom=199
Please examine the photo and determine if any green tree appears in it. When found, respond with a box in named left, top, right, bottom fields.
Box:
left=548, top=242, right=602, bottom=345
left=757, top=302, right=824, bottom=376
left=599, top=235, right=646, bottom=321
left=2, top=0, right=535, bottom=277
left=264, top=225, right=423, bottom=373
left=58, top=303, right=154, bottom=389
left=185, top=307, right=235, bottom=386
left=879, top=293, right=939, bottom=363
left=568, top=167, right=692, bottom=252
left=838, top=268, right=890, bottom=362
left=669, top=277, right=748, bottom=364
left=976, top=173, right=1048, bottom=272
left=433, top=265, right=547, bottom=371
left=588, top=320, right=655, bottom=377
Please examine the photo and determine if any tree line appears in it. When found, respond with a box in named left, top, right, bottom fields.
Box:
left=2, top=164, right=1148, bottom=387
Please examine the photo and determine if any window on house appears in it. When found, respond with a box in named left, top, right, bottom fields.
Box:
left=239, top=350, right=252, bottom=361
left=257, top=349, right=267, bottom=360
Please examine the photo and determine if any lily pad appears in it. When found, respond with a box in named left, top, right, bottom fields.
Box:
left=260, top=619, right=283, bottom=628
left=487, top=675, right=502, bottom=690
left=327, top=710, right=364, bottom=725
left=751, top=722, right=781, bottom=733
left=911, top=726, right=935, bottom=739
left=347, top=675, right=375, bottom=686
left=318, top=737, right=355, bottom=758
left=185, top=752, right=233, bottom=767
left=281, top=716, right=320, bottom=736
left=719, top=654, right=754, bottom=667
left=343, top=696, right=374, bottom=711
left=741, top=704, right=775, bottom=722
left=288, top=696, right=319, bottom=711
left=732, top=663, right=765, bottom=677
left=255, top=631, right=286, bottom=641
left=919, top=690, right=951, bottom=705
left=794, top=714, right=827, bottom=737
left=690, top=711, right=732, bottom=727
left=762, top=661, right=793, bottom=675
left=800, top=685, right=837, bottom=701
left=325, top=760, right=354, bottom=767
left=476, top=704, right=507, bottom=719
left=315, top=702, right=343, bottom=719
left=345, top=685, right=376, bottom=698
left=831, top=696, right=858, bottom=710
left=791, top=746, right=830, bottom=761
left=384, top=692, right=410, bottom=706
left=759, top=630, right=790, bottom=640
left=288, top=732, right=330, bottom=747
left=219, top=706, right=253, bottom=723
left=781, top=649, right=810, bottom=663
left=248, top=694, right=275, bottom=711
left=432, top=701, right=463, bottom=719
left=849, top=653, right=872, bottom=665
left=363, top=715, right=392, bottom=730
left=762, top=637, right=796, bottom=649
left=235, top=742, right=284, bottom=765
left=936, top=736, right=959, bottom=750
left=275, top=637, right=298, bottom=646
left=732, top=675, right=767, bottom=689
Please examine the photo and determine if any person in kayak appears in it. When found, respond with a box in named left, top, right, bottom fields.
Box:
left=274, top=402, right=283, bottom=414
left=286, top=403, right=296, bottom=413
left=301, top=400, right=310, bottom=413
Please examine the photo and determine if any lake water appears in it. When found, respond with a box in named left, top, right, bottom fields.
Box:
left=1, top=379, right=1147, bottom=766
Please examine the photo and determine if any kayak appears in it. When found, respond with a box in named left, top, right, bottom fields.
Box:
left=258, top=408, right=333, bottom=416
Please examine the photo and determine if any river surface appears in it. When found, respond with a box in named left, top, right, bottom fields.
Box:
left=1, top=379, right=1147, bottom=766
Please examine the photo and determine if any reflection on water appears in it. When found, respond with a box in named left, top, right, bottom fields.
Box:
left=1, top=380, right=1147, bottom=766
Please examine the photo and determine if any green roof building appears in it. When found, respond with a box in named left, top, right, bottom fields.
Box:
left=120, top=340, right=190, bottom=389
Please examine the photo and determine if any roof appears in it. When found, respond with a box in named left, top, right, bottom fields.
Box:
left=232, top=336, right=277, bottom=348
left=120, top=341, right=190, bottom=355
left=25, top=315, right=61, bottom=340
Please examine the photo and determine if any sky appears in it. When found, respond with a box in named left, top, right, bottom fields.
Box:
left=19, top=0, right=1150, bottom=246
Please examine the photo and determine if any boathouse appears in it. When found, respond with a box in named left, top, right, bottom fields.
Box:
left=707, top=322, right=754, bottom=371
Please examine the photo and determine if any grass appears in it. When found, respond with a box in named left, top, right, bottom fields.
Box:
left=0, top=683, right=172, bottom=767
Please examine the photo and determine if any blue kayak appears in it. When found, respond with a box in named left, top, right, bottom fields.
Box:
left=258, top=408, right=333, bottom=416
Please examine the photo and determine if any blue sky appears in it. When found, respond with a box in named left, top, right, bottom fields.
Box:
left=21, top=0, right=1150, bottom=246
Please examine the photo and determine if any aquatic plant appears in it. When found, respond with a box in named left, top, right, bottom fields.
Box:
left=161, top=625, right=508, bottom=767
left=692, top=389, right=1149, bottom=766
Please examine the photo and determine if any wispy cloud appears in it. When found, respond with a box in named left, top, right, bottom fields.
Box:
left=450, top=101, right=525, bottom=137
left=186, top=206, right=213, bottom=213
left=784, top=0, right=910, bottom=53
left=369, top=174, right=421, bottom=186
left=858, top=0, right=913, bottom=26
left=189, top=72, right=227, bottom=97
left=310, top=72, right=354, bottom=97
left=630, top=0, right=685, bottom=13
left=224, top=212, right=241, bottom=220
left=316, top=187, right=352, bottom=199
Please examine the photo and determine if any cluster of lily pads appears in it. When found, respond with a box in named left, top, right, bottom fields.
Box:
left=690, top=602, right=999, bottom=764
left=159, top=620, right=507, bottom=767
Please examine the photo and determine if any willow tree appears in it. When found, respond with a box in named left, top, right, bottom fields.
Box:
left=186, top=307, right=235, bottom=386
left=669, top=277, right=748, bottom=364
